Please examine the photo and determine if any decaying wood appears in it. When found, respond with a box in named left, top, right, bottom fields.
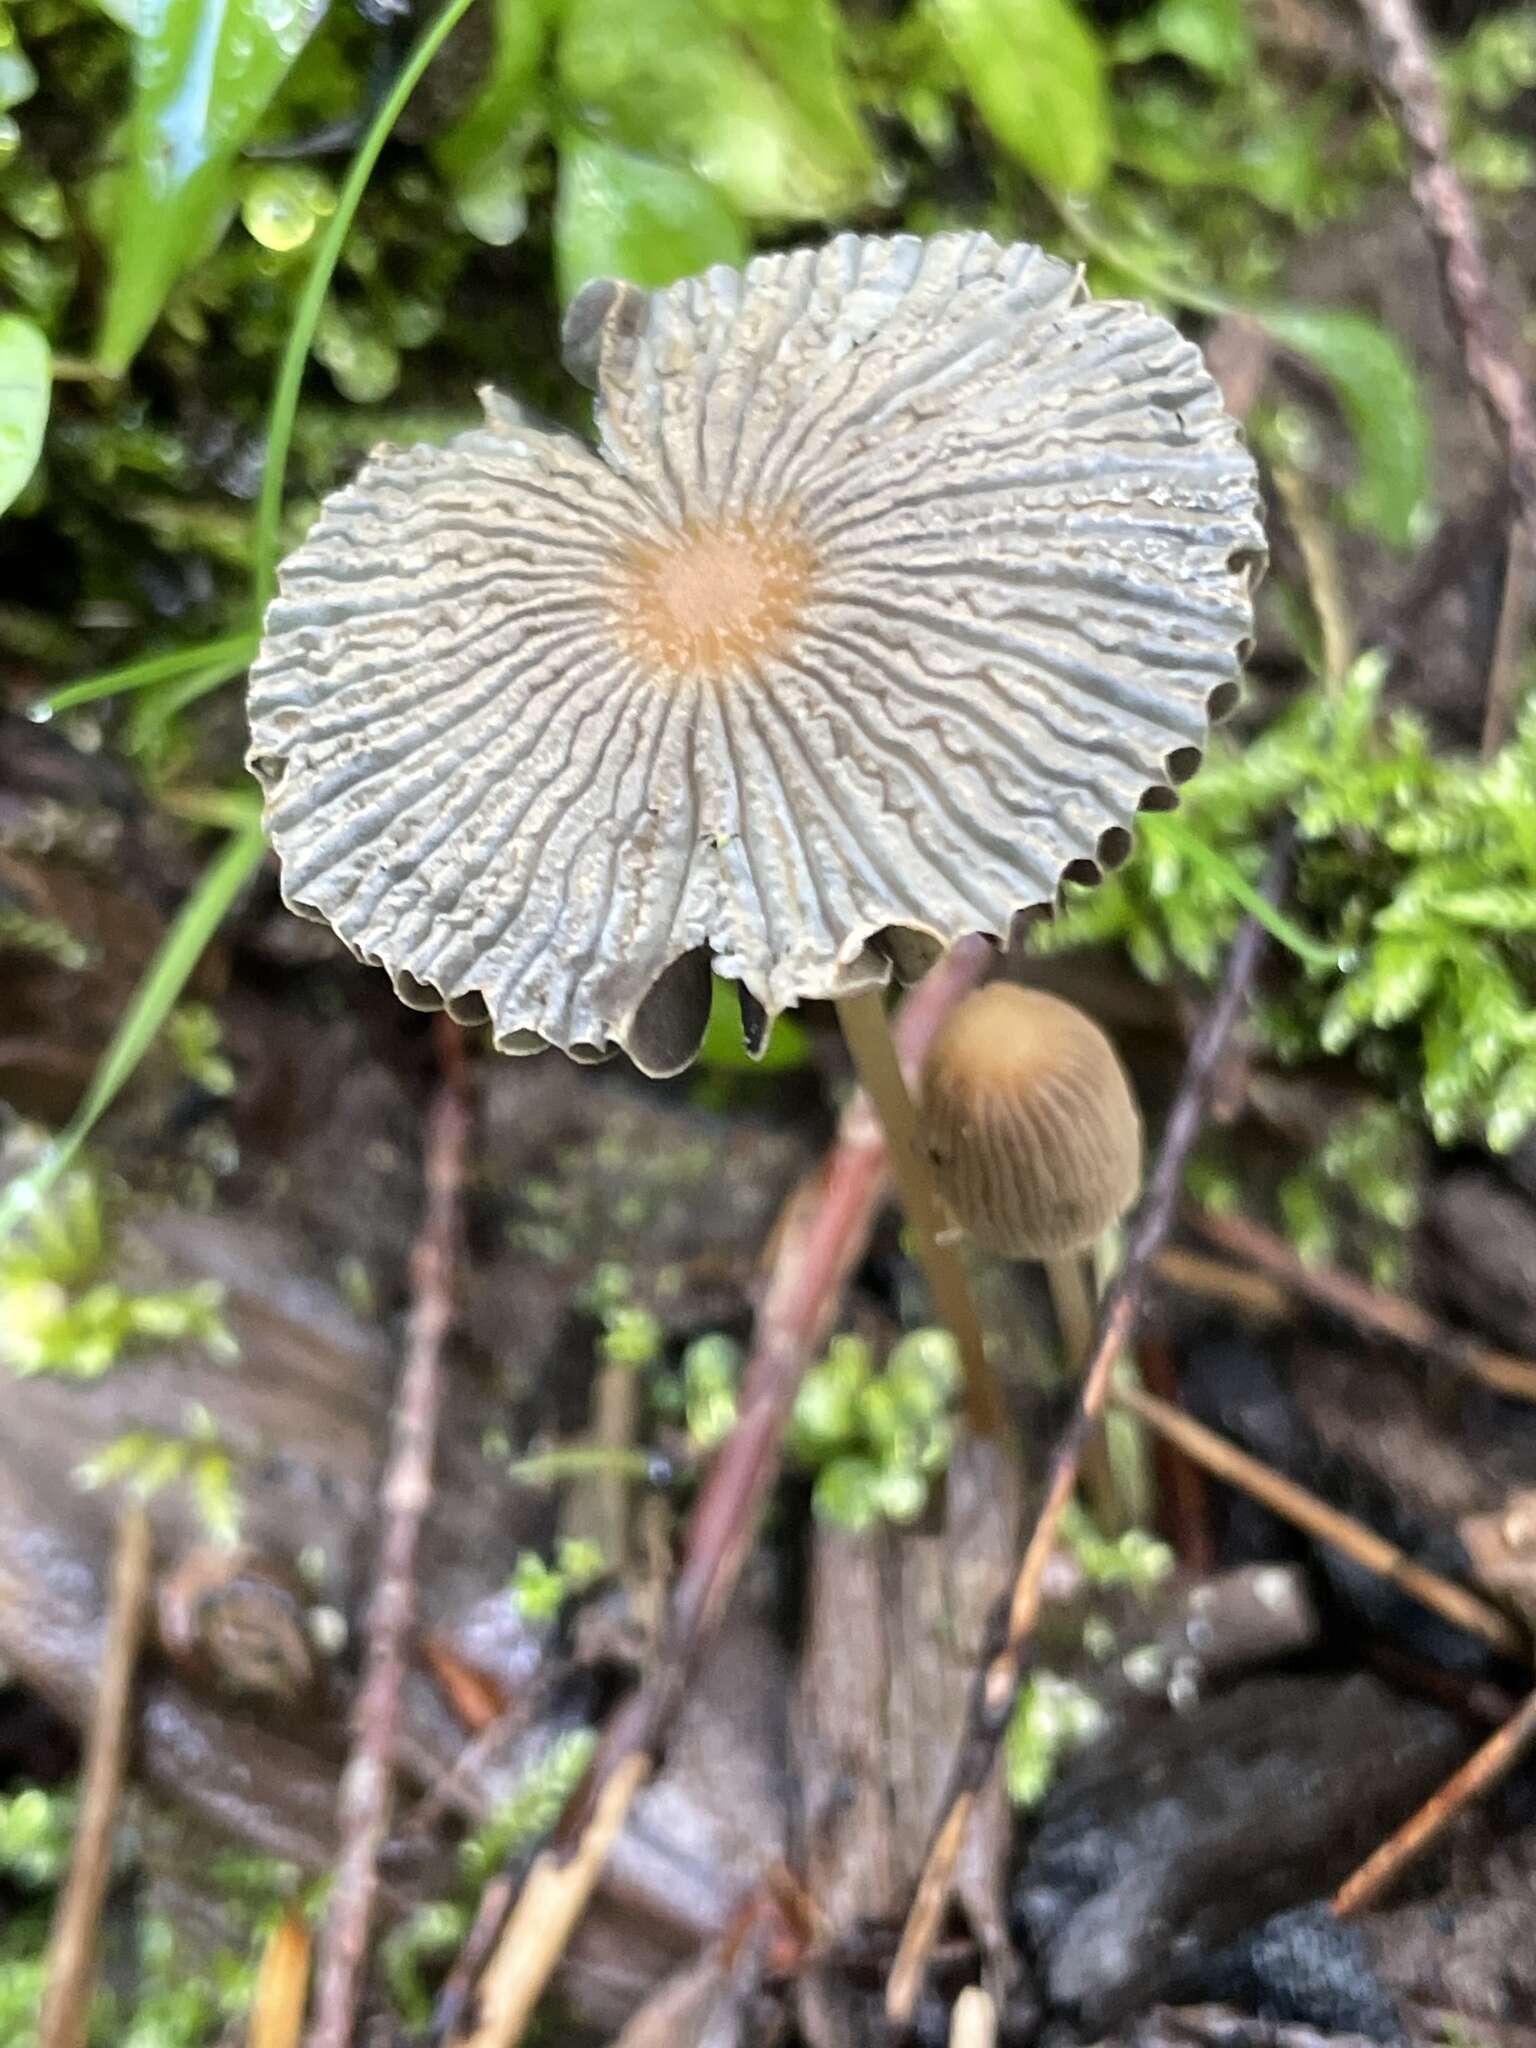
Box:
left=38, top=1505, right=153, bottom=2048
left=793, top=1436, right=1023, bottom=2047
left=1014, top=1673, right=1461, bottom=2032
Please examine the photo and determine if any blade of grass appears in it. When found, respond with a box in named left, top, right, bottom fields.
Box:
left=11, top=0, right=479, bottom=1240
left=0, top=814, right=266, bottom=1243
left=1153, top=813, right=1342, bottom=971
left=253, top=0, right=480, bottom=608
left=126, top=650, right=257, bottom=758
left=31, top=630, right=260, bottom=721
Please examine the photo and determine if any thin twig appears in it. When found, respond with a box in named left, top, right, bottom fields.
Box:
left=458, top=1755, right=652, bottom=2048
left=1190, top=1207, right=1536, bottom=1404
left=885, top=842, right=1288, bottom=2026
left=1110, top=1379, right=1527, bottom=1660
left=435, top=940, right=995, bottom=2048
left=1353, top=0, right=1536, bottom=750
left=250, top=1910, right=314, bottom=2048
left=39, top=1504, right=153, bottom=2048
left=949, top=1985, right=998, bottom=2048
left=307, top=1022, right=471, bottom=2048
left=1333, top=1682, right=1536, bottom=1914
left=1483, top=527, right=1535, bottom=760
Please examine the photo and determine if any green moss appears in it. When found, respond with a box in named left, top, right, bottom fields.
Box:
left=1040, top=656, right=1536, bottom=1154
left=789, top=1328, right=961, bottom=1532
left=0, top=1172, right=236, bottom=1379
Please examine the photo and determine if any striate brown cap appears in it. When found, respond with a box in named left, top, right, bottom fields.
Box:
left=247, top=232, right=1265, bottom=1077
left=916, top=983, right=1141, bottom=1259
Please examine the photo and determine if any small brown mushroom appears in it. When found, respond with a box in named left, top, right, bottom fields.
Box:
left=918, top=982, right=1143, bottom=1519
left=916, top=983, right=1142, bottom=1261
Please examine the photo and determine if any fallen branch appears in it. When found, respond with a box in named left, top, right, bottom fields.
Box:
left=1110, top=1379, right=1527, bottom=1660
left=39, top=1504, right=153, bottom=2048
left=308, top=1019, right=471, bottom=2048
left=885, top=841, right=1288, bottom=2026
left=1333, top=1681, right=1536, bottom=1914
left=1354, top=0, right=1536, bottom=753
left=436, top=939, right=995, bottom=2047
left=1190, top=1208, right=1536, bottom=1404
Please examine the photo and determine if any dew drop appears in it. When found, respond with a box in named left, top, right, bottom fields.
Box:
left=241, top=166, right=334, bottom=254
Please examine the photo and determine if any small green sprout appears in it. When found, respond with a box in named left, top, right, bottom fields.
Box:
left=75, top=1404, right=241, bottom=1545
left=0, top=1172, right=237, bottom=1379
left=508, top=1537, right=606, bottom=1622
left=789, top=1328, right=960, bottom=1533
left=1005, top=1672, right=1107, bottom=1807
left=1059, top=1500, right=1175, bottom=1598
left=0, top=1784, right=76, bottom=1888
left=384, top=1729, right=597, bottom=2024
left=678, top=1332, right=740, bottom=1449
left=166, top=1003, right=235, bottom=1096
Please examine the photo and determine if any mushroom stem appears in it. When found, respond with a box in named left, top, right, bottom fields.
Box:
left=1045, top=1250, right=1123, bottom=1533
left=835, top=987, right=1010, bottom=1441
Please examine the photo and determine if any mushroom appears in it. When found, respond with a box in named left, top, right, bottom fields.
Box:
left=916, top=984, right=1141, bottom=1263
left=917, top=981, right=1144, bottom=1515
left=248, top=231, right=1264, bottom=1433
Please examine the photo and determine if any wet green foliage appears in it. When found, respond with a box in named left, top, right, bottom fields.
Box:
left=0, top=1783, right=310, bottom=2048
left=381, top=1728, right=597, bottom=2027
left=789, top=1327, right=961, bottom=1532
left=76, top=1402, right=243, bottom=1543
left=1042, top=654, right=1536, bottom=1154
left=509, top=1534, right=606, bottom=1619
left=0, top=1169, right=236, bottom=1377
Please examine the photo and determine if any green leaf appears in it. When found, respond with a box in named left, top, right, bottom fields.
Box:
left=254, top=0, right=480, bottom=606
left=0, top=313, right=49, bottom=516
left=554, top=132, right=747, bottom=305
left=1257, top=307, right=1432, bottom=548
left=95, top=0, right=329, bottom=374
left=1114, top=0, right=1252, bottom=80
left=557, top=0, right=878, bottom=221
left=0, top=815, right=266, bottom=1244
left=432, top=0, right=551, bottom=246
left=696, top=973, right=811, bottom=1073
left=0, top=5, right=39, bottom=112
left=1488, top=1056, right=1536, bottom=1153
left=932, top=0, right=1110, bottom=197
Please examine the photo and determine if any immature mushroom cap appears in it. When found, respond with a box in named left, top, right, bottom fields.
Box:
left=247, top=233, right=1265, bottom=1077
left=916, top=983, right=1142, bottom=1259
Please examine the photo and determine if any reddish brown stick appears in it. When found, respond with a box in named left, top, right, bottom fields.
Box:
left=886, top=845, right=1285, bottom=2025
left=1192, top=1207, right=1536, bottom=1404
left=1136, top=1333, right=1214, bottom=1574
left=1334, top=1683, right=1536, bottom=1914
left=1354, top=0, right=1536, bottom=752
left=435, top=939, right=994, bottom=2046
left=38, top=1505, right=153, bottom=2048
left=308, top=1024, right=470, bottom=2048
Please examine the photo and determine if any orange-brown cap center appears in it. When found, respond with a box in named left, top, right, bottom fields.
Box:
left=609, top=517, right=817, bottom=681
